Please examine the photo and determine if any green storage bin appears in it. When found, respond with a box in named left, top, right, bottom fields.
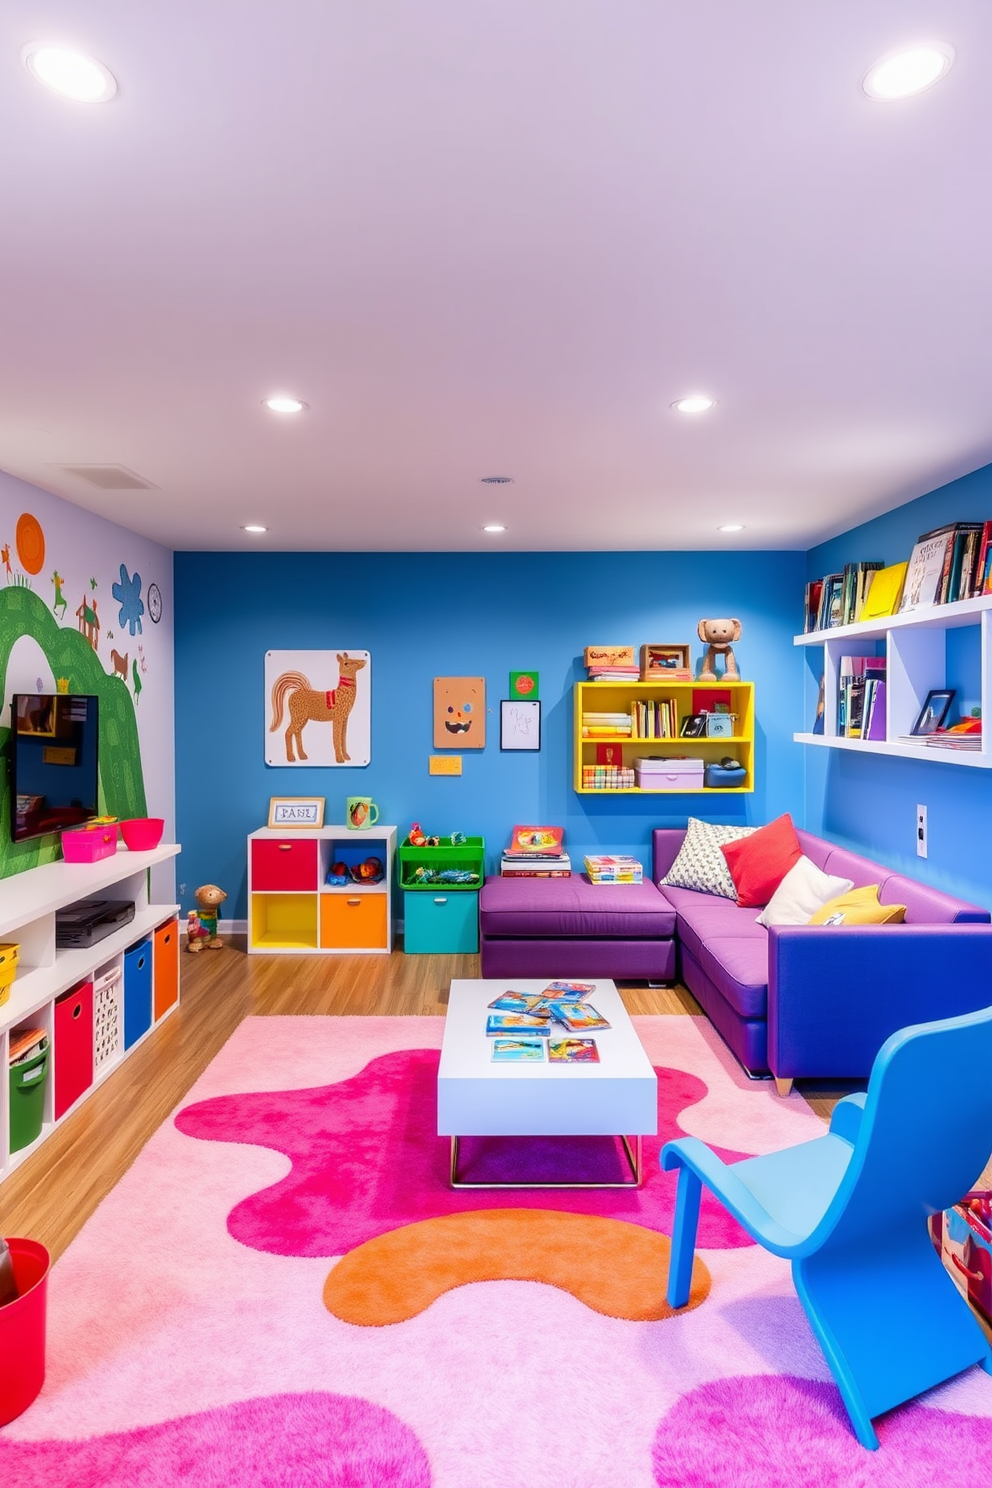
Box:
left=403, top=889, right=479, bottom=954
left=398, top=835, right=485, bottom=891
left=9, top=1037, right=49, bottom=1155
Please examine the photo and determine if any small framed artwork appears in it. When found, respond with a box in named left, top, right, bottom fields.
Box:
left=268, top=796, right=325, bottom=829
left=910, top=689, right=955, bottom=736
left=640, top=643, right=691, bottom=681
left=705, top=713, right=736, bottom=738
left=509, top=670, right=539, bottom=700
left=680, top=714, right=707, bottom=739
left=500, top=699, right=541, bottom=751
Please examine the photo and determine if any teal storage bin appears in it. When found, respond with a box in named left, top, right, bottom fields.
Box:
left=403, top=889, right=479, bottom=954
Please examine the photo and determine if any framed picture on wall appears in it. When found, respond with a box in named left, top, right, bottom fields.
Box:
left=500, top=699, right=541, bottom=751
left=268, top=796, right=325, bottom=829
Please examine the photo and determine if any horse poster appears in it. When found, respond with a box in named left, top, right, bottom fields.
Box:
left=265, top=650, right=371, bottom=767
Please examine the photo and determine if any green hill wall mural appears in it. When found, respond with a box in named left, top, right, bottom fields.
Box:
left=0, top=587, right=147, bottom=881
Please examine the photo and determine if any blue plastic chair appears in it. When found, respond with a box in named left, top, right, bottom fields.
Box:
left=661, top=1006, right=992, bottom=1449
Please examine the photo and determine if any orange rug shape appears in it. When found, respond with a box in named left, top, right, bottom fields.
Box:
left=322, top=1208, right=710, bottom=1325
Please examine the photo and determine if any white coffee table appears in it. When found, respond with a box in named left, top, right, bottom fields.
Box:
left=437, top=978, right=658, bottom=1189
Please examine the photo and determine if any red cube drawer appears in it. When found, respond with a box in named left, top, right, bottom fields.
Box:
left=54, top=980, right=94, bottom=1120
left=251, top=838, right=318, bottom=892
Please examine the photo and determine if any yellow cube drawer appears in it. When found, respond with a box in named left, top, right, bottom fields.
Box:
left=320, top=893, right=388, bottom=950
left=251, top=893, right=319, bottom=950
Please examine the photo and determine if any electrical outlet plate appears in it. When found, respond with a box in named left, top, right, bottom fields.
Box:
left=916, top=805, right=927, bottom=859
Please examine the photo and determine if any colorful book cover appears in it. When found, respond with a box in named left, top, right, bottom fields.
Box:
left=900, top=534, right=953, bottom=612
left=548, top=1001, right=611, bottom=1032
left=487, top=991, right=548, bottom=1013
left=486, top=1013, right=551, bottom=1036
left=549, top=1038, right=600, bottom=1063
left=491, top=1038, right=546, bottom=1063
left=543, top=980, right=596, bottom=1000
left=506, top=824, right=565, bottom=857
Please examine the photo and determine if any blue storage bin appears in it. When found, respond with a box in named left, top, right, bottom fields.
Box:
left=704, top=761, right=748, bottom=789
left=123, top=938, right=152, bottom=1050
left=403, top=890, right=479, bottom=954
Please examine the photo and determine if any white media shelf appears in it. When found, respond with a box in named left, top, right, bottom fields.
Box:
left=794, top=595, right=992, bottom=768
left=0, top=843, right=180, bottom=1182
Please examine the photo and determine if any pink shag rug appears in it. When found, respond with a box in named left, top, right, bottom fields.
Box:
left=1, top=1014, right=990, bottom=1487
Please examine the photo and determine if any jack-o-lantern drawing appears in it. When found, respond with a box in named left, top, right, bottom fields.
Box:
left=433, top=676, right=486, bottom=749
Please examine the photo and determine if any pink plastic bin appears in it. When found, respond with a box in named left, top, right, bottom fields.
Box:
left=0, top=1237, right=50, bottom=1425
left=62, top=825, right=117, bottom=863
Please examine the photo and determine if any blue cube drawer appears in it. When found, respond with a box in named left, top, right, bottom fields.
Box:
left=403, top=890, right=479, bottom=954
left=123, top=937, right=153, bottom=1050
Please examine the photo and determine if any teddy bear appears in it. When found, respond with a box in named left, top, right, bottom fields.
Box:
left=697, top=618, right=742, bottom=681
left=186, top=883, right=227, bottom=951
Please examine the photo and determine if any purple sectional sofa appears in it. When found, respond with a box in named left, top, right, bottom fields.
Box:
left=478, top=826, right=992, bottom=1090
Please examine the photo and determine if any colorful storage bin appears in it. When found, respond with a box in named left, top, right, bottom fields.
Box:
left=398, top=835, right=485, bottom=890
left=61, top=825, right=117, bottom=863
left=54, top=981, right=94, bottom=1120
left=403, top=890, right=479, bottom=954
left=0, top=944, right=19, bottom=1007
left=123, top=938, right=152, bottom=1050
left=9, top=1036, right=49, bottom=1155
left=93, top=962, right=122, bottom=1069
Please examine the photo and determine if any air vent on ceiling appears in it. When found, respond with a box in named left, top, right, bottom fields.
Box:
left=480, top=475, right=514, bottom=484
left=59, top=464, right=157, bottom=490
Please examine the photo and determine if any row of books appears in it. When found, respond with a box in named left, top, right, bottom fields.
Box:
left=838, top=655, right=887, bottom=740
left=806, top=521, right=992, bottom=634
left=583, top=854, right=643, bottom=883
left=629, top=698, right=678, bottom=737
left=581, top=766, right=635, bottom=790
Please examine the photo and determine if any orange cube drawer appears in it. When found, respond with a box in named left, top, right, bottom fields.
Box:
left=320, top=893, right=388, bottom=950
left=153, top=917, right=179, bottom=1020
left=252, top=838, right=318, bottom=892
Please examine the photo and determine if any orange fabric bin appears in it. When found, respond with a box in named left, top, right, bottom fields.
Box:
left=153, top=917, right=179, bottom=1019
left=320, top=893, right=388, bottom=950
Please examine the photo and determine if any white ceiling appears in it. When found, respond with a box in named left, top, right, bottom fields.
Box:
left=1, top=2, right=991, bottom=552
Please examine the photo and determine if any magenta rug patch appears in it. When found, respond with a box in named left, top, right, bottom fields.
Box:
left=0, top=1391, right=431, bottom=1487
left=652, top=1374, right=992, bottom=1487
left=175, top=1048, right=754, bottom=1254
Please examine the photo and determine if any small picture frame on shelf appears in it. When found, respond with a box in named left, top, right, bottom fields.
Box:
left=680, top=714, right=707, bottom=739
left=705, top=713, right=736, bottom=738
left=640, top=643, right=691, bottom=681
left=909, top=689, right=955, bottom=737
left=500, top=699, right=541, bottom=751
left=268, top=796, right=325, bottom=828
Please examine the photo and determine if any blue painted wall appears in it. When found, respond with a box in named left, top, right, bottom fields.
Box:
left=805, top=461, right=992, bottom=908
left=174, top=549, right=805, bottom=919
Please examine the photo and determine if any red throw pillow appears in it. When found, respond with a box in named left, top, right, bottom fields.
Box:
left=720, top=814, right=802, bottom=908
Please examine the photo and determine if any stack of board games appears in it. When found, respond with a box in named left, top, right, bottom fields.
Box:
left=583, top=854, right=643, bottom=884
left=487, top=982, right=611, bottom=1063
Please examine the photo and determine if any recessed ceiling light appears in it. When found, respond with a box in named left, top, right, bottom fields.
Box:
left=863, top=43, right=954, bottom=100
left=482, top=524, right=506, bottom=534
left=242, top=524, right=268, bottom=533
left=263, top=395, right=307, bottom=414
left=671, top=395, right=716, bottom=415
left=718, top=523, right=745, bottom=533
left=22, top=44, right=117, bottom=102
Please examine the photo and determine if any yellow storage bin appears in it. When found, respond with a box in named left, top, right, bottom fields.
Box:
left=0, top=943, right=20, bottom=1007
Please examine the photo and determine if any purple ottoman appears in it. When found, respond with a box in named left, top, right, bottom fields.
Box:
left=478, top=874, right=677, bottom=981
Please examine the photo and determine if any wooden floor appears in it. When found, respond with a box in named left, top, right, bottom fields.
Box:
left=2, top=942, right=848, bottom=1260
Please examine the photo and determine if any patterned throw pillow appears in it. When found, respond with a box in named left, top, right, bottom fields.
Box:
left=660, top=818, right=756, bottom=900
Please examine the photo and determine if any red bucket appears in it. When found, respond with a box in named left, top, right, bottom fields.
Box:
left=0, top=1237, right=50, bottom=1425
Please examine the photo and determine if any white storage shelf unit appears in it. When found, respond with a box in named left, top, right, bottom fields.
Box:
left=0, top=843, right=180, bottom=1181
left=795, top=594, right=992, bottom=767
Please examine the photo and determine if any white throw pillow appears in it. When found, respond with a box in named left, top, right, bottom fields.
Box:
left=756, top=855, right=855, bottom=928
left=660, top=818, right=756, bottom=900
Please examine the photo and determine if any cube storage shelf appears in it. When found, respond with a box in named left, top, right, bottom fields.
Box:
left=794, top=594, right=992, bottom=767
left=247, top=826, right=397, bottom=954
left=573, top=680, right=755, bottom=794
left=0, top=842, right=181, bottom=1185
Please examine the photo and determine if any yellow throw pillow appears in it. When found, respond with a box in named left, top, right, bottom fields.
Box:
left=808, top=883, right=907, bottom=926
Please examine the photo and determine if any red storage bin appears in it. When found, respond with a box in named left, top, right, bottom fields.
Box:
left=54, top=980, right=94, bottom=1120
left=251, top=837, right=317, bottom=892
left=0, top=1237, right=50, bottom=1426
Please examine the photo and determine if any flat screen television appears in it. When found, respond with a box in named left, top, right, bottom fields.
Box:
left=10, top=694, right=100, bottom=843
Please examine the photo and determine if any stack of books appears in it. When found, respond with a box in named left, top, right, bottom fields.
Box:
left=487, top=982, right=609, bottom=1063
left=583, top=646, right=639, bottom=682
left=838, top=655, right=887, bottom=740
left=583, top=854, right=643, bottom=884
left=581, top=764, right=635, bottom=790
left=629, top=698, right=678, bottom=737
left=501, top=824, right=571, bottom=877
left=805, top=560, right=884, bottom=632
left=581, top=711, right=632, bottom=738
